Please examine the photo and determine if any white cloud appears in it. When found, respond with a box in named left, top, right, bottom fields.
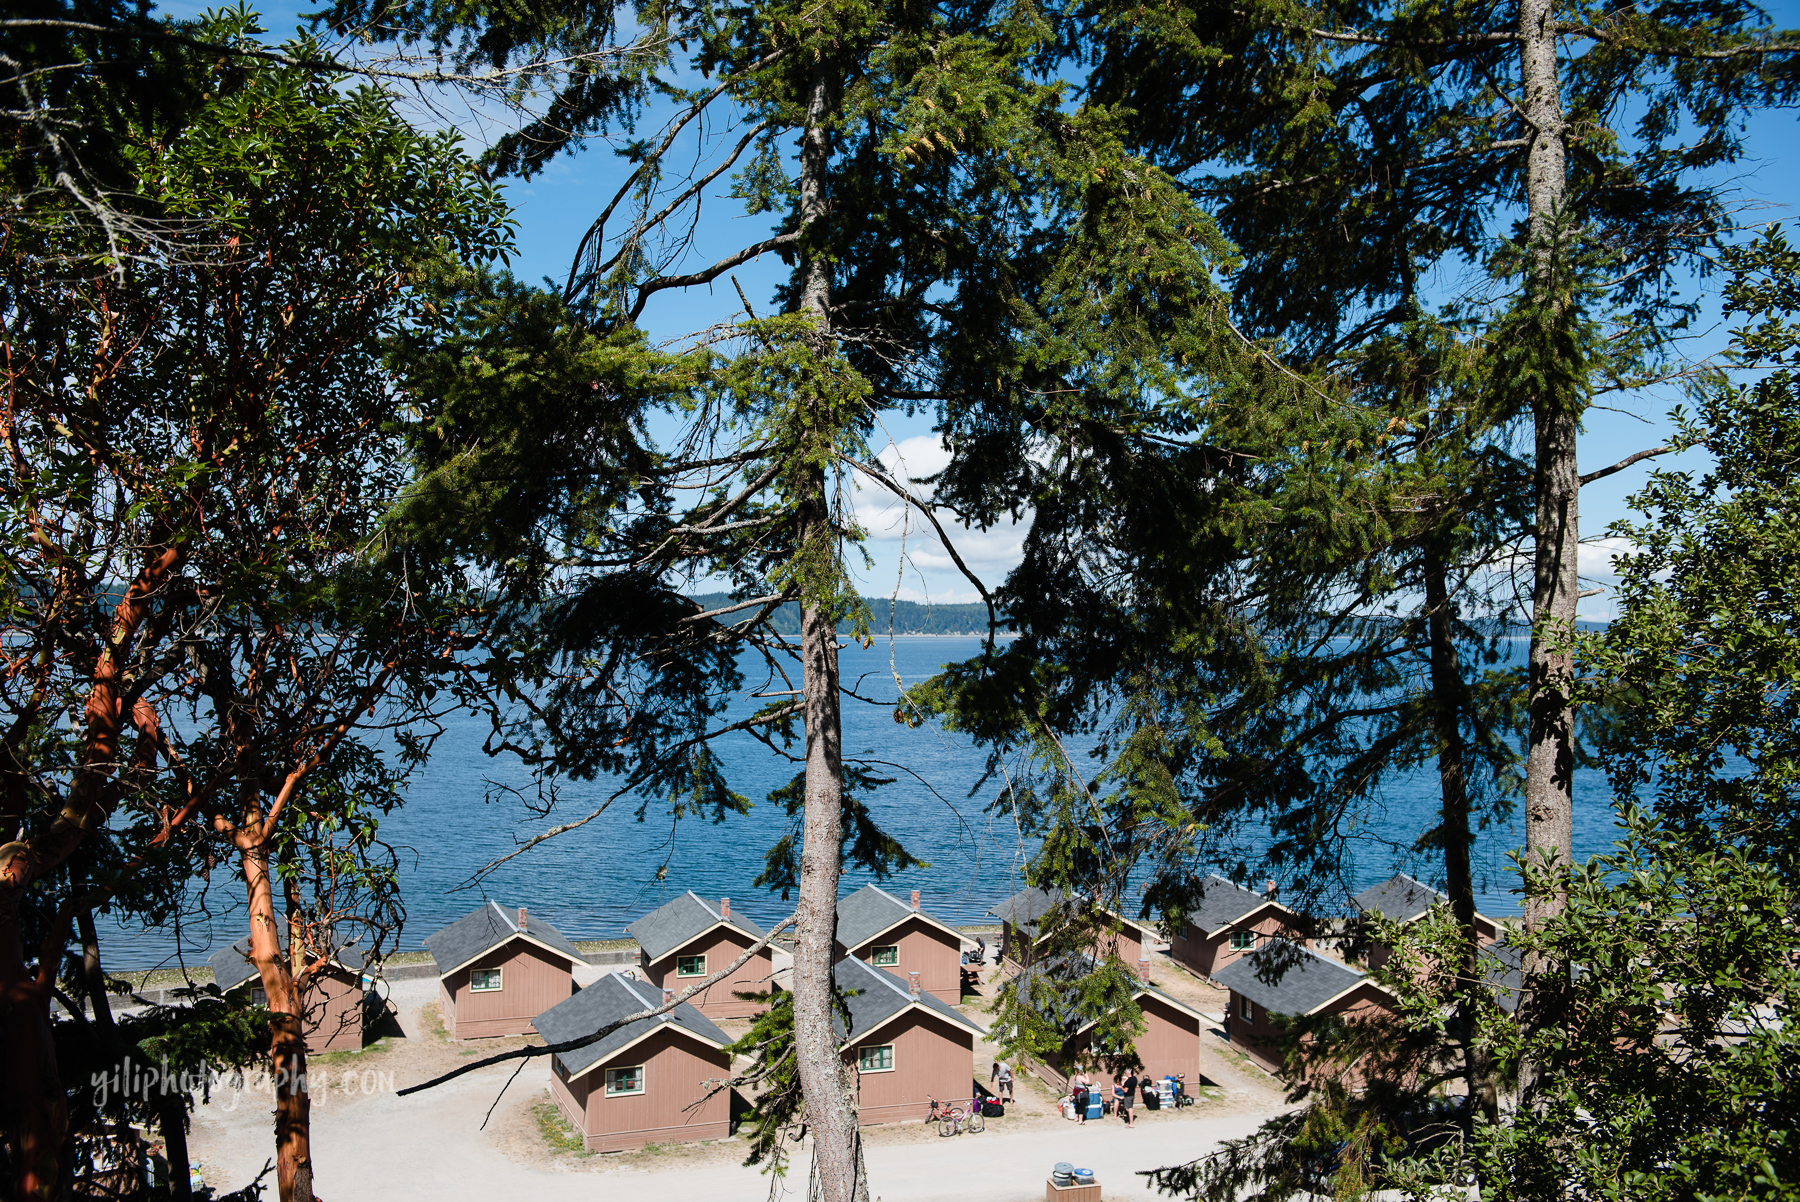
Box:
left=849, top=434, right=1030, bottom=596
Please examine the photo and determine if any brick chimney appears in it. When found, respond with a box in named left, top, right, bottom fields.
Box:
left=910, top=889, right=920, bottom=911
left=1136, top=957, right=1150, bottom=982
left=663, top=987, right=675, bottom=1006
left=908, top=971, right=922, bottom=999
left=517, top=906, right=527, bottom=930
left=1265, top=879, right=1278, bottom=899
left=720, top=897, right=730, bottom=919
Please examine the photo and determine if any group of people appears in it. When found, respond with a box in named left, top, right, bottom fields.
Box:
left=1069, top=1070, right=1143, bottom=1127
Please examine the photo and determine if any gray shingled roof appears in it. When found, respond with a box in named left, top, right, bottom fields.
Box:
left=209, top=935, right=366, bottom=993
left=1187, top=874, right=1281, bottom=935
left=1213, top=941, right=1372, bottom=1016
left=625, top=891, right=767, bottom=963
left=836, top=884, right=955, bottom=950
left=535, top=972, right=731, bottom=1080
left=1352, top=874, right=1446, bottom=923
left=424, top=900, right=581, bottom=977
left=834, top=955, right=983, bottom=1045
left=987, top=886, right=1066, bottom=936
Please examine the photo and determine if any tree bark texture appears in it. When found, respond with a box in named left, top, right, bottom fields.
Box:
left=240, top=835, right=315, bottom=1202
left=787, top=58, right=870, bottom=1202
left=1518, top=0, right=1577, bottom=931
left=1424, top=557, right=1497, bottom=1123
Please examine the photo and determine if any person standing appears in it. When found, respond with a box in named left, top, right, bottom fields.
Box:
left=1117, top=1073, right=1139, bottom=1127
left=992, top=1061, right=1015, bottom=1103
left=1073, top=1071, right=1093, bottom=1122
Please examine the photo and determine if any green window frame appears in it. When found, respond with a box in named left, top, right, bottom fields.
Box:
left=606, top=1065, right=644, bottom=1096
left=857, top=1044, right=894, bottom=1073
left=871, top=945, right=898, bottom=966
left=676, top=954, right=707, bottom=977
left=1228, top=931, right=1256, bottom=951
left=470, top=968, right=503, bottom=992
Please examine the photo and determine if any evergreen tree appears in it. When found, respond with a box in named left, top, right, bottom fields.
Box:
left=352, top=0, right=1273, bottom=1193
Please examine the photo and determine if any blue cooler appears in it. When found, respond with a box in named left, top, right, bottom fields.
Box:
left=1085, top=1097, right=1103, bottom=1120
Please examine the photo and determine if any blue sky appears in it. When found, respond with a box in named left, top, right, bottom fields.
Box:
left=202, top=0, right=1799, bottom=612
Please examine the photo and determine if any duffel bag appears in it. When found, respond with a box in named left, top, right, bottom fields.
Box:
left=981, top=1101, right=1004, bottom=1117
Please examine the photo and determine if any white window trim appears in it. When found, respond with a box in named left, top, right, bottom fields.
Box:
left=606, top=1065, right=646, bottom=1096
left=857, top=1044, right=895, bottom=1073
left=470, top=967, right=503, bottom=992
left=676, top=954, right=707, bottom=977
left=870, top=945, right=899, bottom=966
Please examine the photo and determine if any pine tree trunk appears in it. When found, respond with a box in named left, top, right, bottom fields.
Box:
left=1518, top=0, right=1577, bottom=932
left=789, top=58, right=870, bottom=1202
left=240, top=836, right=315, bottom=1202
left=1424, top=556, right=1497, bottom=1124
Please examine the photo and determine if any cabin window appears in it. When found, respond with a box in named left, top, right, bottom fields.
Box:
left=676, top=954, right=707, bottom=977
left=1239, top=995, right=1253, bottom=1021
left=250, top=988, right=268, bottom=1007
left=1229, top=931, right=1256, bottom=951
left=871, top=945, right=899, bottom=966
left=606, top=1066, right=644, bottom=1096
left=857, top=1044, right=894, bottom=1073
left=470, top=968, right=503, bottom=992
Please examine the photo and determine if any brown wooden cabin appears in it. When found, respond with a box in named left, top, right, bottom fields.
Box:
left=1351, top=874, right=1502, bottom=970
left=626, top=892, right=772, bottom=1020
left=1214, top=940, right=1397, bottom=1085
left=1166, top=874, right=1312, bottom=981
left=834, top=885, right=965, bottom=1004
left=825, top=956, right=985, bottom=1126
left=209, top=936, right=368, bottom=1054
left=1013, top=958, right=1207, bottom=1097
left=537, top=972, right=732, bottom=1153
left=988, top=887, right=1148, bottom=971
left=424, top=901, right=581, bottom=1038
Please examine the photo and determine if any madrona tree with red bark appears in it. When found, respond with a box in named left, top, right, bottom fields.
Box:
left=0, top=15, right=508, bottom=1197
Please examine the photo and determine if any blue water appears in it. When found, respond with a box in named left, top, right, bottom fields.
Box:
left=101, top=637, right=1618, bottom=971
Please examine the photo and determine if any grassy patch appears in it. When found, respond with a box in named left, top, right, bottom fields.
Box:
left=418, top=1002, right=448, bottom=1043
left=312, top=1037, right=395, bottom=1066
left=534, top=1100, right=589, bottom=1156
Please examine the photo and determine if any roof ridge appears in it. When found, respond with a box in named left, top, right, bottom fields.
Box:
left=850, top=955, right=915, bottom=1001
left=489, top=899, right=517, bottom=933
left=690, top=890, right=723, bottom=921
left=618, top=972, right=663, bottom=1014
left=866, top=883, right=905, bottom=908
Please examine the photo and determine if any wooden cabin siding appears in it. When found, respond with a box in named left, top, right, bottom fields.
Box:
left=550, top=1060, right=590, bottom=1131
left=1002, top=917, right=1146, bottom=972
left=642, top=927, right=773, bottom=1019
left=574, top=1028, right=731, bottom=1152
left=1365, top=914, right=1498, bottom=973
left=1000, top=921, right=1034, bottom=969
left=1028, top=994, right=1200, bottom=1096
left=1227, top=982, right=1393, bottom=1086
left=1169, top=909, right=1306, bottom=980
left=306, top=968, right=365, bottom=1054
left=441, top=940, right=573, bottom=1038
left=846, top=1009, right=976, bottom=1126
left=842, top=916, right=962, bottom=1003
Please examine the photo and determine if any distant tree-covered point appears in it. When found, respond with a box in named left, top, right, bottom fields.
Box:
left=690, top=594, right=1011, bottom=637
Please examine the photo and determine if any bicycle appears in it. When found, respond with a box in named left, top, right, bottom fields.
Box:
left=925, top=1096, right=985, bottom=1136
